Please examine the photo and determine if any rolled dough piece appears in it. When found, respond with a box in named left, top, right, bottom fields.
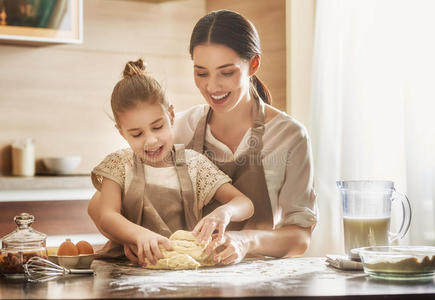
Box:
left=144, top=230, right=216, bottom=270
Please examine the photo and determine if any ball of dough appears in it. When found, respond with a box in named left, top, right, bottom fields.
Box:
left=144, top=230, right=216, bottom=270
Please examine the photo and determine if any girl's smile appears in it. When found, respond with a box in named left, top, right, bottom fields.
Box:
left=144, top=146, right=164, bottom=158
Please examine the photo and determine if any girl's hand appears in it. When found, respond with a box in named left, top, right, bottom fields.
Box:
left=193, top=206, right=232, bottom=244
left=134, top=229, right=172, bottom=266
left=123, top=243, right=139, bottom=263
left=208, top=231, right=249, bottom=265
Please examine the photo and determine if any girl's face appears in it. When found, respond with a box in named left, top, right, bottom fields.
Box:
left=192, top=43, right=253, bottom=113
left=116, top=102, right=174, bottom=167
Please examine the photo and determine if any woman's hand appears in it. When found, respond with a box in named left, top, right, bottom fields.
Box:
left=207, top=231, right=249, bottom=265
left=193, top=206, right=232, bottom=243
left=132, top=229, right=172, bottom=266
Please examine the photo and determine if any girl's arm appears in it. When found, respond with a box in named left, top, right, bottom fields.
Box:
left=193, top=183, right=254, bottom=243
left=88, top=191, right=121, bottom=243
left=90, top=178, right=172, bottom=265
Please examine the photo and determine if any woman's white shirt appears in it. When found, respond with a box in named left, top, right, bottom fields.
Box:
left=173, top=104, right=318, bottom=228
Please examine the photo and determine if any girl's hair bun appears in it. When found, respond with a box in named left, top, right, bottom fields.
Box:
left=111, top=58, right=168, bottom=124
left=123, top=58, right=146, bottom=78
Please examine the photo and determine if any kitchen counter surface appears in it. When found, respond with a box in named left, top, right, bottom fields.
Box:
left=0, top=175, right=92, bottom=190
left=0, top=175, right=95, bottom=202
left=1, top=257, right=434, bottom=299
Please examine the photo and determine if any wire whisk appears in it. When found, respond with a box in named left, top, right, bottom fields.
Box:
left=24, top=256, right=94, bottom=282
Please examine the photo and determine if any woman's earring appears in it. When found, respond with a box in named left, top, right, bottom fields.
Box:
left=168, top=104, right=175, bottom=126
left=250, top=57, right=260, bottom=75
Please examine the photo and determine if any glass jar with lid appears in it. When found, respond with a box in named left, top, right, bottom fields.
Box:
left=0, top=213, right=47, bottom=279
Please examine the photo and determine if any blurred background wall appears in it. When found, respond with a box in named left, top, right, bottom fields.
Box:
left=0, top=0, right=313, bottom=175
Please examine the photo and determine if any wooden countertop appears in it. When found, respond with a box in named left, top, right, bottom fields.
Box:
left=1, top=257, right=434, bottom=299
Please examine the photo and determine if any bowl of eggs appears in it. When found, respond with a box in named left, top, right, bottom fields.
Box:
left=48, top=239, right=94, bottom=269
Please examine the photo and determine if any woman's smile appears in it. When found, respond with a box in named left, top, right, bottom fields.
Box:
left=210, top=92, right=231, bottom=105
left=193, top=44, right=251, bottom=113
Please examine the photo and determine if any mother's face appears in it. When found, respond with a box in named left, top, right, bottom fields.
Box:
left=192, top=43, right=252, bottom=114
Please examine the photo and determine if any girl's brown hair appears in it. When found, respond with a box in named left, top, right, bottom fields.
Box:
left=189, top=9, right=272, bottom=105
left=111, top=59, right=168, bottom=123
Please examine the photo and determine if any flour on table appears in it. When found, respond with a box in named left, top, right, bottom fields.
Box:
left=108, top=257, right=330, bottom=295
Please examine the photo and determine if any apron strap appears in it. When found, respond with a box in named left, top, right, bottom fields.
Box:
left=173, top=144, right=200, bottom=230
left=189, top=106, right=211, bottom=153
left=122, top=154, right=145, bottom=225
left=252, top=99, right=266, bottom=138
left=248, top=99, right=266, bottom=168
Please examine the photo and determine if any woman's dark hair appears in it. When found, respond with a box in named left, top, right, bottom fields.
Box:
left=111, top=58, right=169, bottom=123
left=189, top=9, right=272, bottom=105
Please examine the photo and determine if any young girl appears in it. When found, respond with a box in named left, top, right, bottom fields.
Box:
left=88, top=59, right=254, bottom=267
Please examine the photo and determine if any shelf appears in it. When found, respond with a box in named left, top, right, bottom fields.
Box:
left=0, top=175, right=92, bottom=190
left=0, top=175, right=95, bottom=202
left=0, top=0, right=83, bottom=45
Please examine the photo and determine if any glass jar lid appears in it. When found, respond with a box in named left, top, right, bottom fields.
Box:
left=1, top=213, right=47, bottom=250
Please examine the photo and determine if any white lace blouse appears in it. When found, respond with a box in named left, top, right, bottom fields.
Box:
left=172, top=104, right=318, bottom=228
left=91, top=148, right=231, bottom=210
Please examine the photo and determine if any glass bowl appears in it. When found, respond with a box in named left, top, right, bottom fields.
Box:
left=355, top=246, right=435, bottom=281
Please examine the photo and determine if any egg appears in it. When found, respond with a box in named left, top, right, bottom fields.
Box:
left=57, top=238, right=79, bottom=256
left=76, top=240, right=94, bottom=255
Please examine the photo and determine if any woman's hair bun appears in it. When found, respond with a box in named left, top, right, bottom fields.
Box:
left=123, top=58, right=146, bottom=78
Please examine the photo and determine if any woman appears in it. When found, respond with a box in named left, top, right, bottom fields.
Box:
left=89, top=9, right=317, bottom=265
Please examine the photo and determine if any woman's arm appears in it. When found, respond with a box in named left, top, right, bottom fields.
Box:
left=210, top=225, right=312, bottom=264
left=193, top=183, right=254, bottom=243
left=209, top=125, right=316, bottom=263
left=248, top=225, right=312, bottom=258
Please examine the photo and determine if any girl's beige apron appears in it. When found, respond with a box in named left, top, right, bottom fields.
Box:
left=187, top=100, right=273, bottom=230
left=97, top=144, right=200, bottom=258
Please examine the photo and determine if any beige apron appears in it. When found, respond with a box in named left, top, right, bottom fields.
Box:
left=96, top=144, right=200, bottom=258
left=187, top=100, right=273, bottom=230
